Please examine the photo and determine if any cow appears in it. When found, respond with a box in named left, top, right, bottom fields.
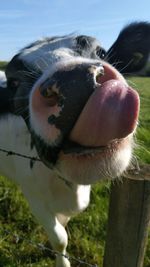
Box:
left=0, top=22, right=149, bottom=267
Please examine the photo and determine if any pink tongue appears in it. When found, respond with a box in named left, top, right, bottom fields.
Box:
left=70, top=80, right=140, bottom=146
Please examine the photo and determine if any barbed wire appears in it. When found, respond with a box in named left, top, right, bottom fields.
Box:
left=1, top=147, right=149, bottom=180
left=0, top=148, right=41, bottom=162
left=0, top=147, right=73, bottom=186
left=3, top=227, right=98, bottom=267
left=0, top=148, right=98, bottom=266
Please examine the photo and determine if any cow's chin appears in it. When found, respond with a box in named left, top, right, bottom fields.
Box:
left=55, top=135, right=133, bottom=185
left=31, top=121, right=134, bottom=185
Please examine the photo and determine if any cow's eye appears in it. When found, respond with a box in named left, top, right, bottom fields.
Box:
left=96, top=47, right=106, bottom=59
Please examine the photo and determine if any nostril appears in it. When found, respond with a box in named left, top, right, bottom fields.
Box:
left=95, top=63, right=126, bottom=85
left=45, top=92, right=60, bottom=107
left=40, top=86, right=53, bottom=97
left=39, top=81, right=60, bottom=107
left=95, top=66, right=104, bottom=84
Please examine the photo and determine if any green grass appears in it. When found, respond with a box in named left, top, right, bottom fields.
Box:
left=0, top=61, right=7, bottom=71
left=0, top=73, right=150, bottom=266
left=127, top=77, right=150, bottom=164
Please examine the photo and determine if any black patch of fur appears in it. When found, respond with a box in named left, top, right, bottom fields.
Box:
left=48, top=115, right=57, bottom=125
left=30, top=159, right=35, bottom=169
left=45, top=62, right=98, bottom=137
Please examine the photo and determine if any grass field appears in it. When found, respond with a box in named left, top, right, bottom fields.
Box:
left=0, top=62, right=7, bottom=71
left=0, top=65, right=150, bottom=266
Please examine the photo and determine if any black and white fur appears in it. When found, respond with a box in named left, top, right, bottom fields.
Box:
left=0, top=22, right=149, bottom=267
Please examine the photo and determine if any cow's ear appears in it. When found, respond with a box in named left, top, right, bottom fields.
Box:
left=106, top=22, right=150, bottom=73
left=0, top=71, right=12, bottom=113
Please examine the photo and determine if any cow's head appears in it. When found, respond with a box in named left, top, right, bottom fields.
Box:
left=4, top=22, right=149, bottom=184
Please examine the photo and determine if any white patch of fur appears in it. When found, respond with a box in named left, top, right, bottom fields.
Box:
left=29, top=79, right=63, bottom=146
left=0, top=71, right=6, bottom=87
left=55, top=138, right=133, bottom=185
left=19, top=36, right=77, bottom=71
left=113, top=141, right=132, bottom=176
left=19, top=34, right=102, bottom=73
left=0, top=113, right=91, bottom=266
left=30, top=109, right=63, bottom=146
left=0, top=114, right=90, bottom=214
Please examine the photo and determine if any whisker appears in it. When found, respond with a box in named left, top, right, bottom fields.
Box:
left=13, top=69, right=40, bottom=80
left=111, top=60, right=123, bottom=69
left=135, top=140, right=150, bottom=155
left=104, top=48, right=114, bottom=61
left=118, top=59, right=134, bottom=73
left=15, top=106, right=29, bottom=116
left=35, top=57, right=50, bottom=72
left=126, top=79, right=137, bottom=87
left=9, top=95, right=29, bottom=101
left=23, top=114, right=30, bottom=121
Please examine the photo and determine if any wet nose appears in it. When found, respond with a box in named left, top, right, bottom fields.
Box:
left=32, top=61, right=123, bottom=140
left=38, top=63, right=105, bottom=135
left=40, top=62, right=104, bottom=99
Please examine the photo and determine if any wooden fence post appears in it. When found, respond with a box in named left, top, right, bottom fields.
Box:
left=103, top=172, right=150, bottom=267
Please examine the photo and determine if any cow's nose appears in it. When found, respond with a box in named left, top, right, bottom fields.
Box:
left=32, top=62, right=105, bottom=135
left=39, top=62, right=104, bottom=101
left=31, top=60, right=127, bottom=145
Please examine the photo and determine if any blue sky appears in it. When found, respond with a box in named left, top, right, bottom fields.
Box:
left=0, top=0, right=150, bottom=60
